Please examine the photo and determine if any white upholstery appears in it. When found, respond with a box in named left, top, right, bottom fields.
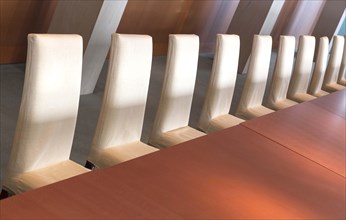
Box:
left=287, top=35, right=317, bottom=102
left=266, top=36, right=298, bottom=110
left=308, top=37, right=330, bottom=97
left=337, top=35, right=346, bottom=86
left=235, top=35, right=274, bottom=120
left=198, top=34, right=244, bottom=133
left=322, top=35, right=346, bottom=92
left=87, top=34, right=158, bottom=169
left=149, top=34, right=205, bottom=148
left=2, top=34, right=89, bottom=195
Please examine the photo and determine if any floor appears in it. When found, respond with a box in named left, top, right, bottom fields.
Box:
left=0, top=53, right=276, bottom=184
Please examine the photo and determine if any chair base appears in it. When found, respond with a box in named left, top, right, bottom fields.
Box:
left=149, top=126, right=205, bottom=148
left=85, top=160, right=96, bottom=170
left=323, top=83, right=345, bottom=93
left=202, top=114, right=244, bottom=133
left=266, top=98, right=298, bottom=111
left=0, top=189, right=9, bottom=200
left=236, top=105, right=274, bottom=120
left=287, top=93, right=316, bottom=103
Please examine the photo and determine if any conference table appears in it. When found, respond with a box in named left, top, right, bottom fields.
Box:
left=241, top=89, right=346, bottom=177
left=1, top=90, right=345, bottom=219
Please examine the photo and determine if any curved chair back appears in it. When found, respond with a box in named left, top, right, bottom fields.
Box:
left=90, top=34, right=152, bottom=150
left=86, top=34, right=158, bottom=168
left=149, top=34, right=204, bottom=147
left=3, top=34, right=89, bottom=194
left=7, top=34, right=82, bottom=174
left=199, top=34, right=241, bottom=132
left=236, top=35, right=273, bottom=119
left=337, top=35, right=346, bottom=85
left=267, top=35, right=296, bottom=109
left=308, top=37, right=329, bottom=97
left=287, top=35, right=316, bottom=102
left=323, top=36, right=345, bottom=90
left=151, top=34, right=199, bottom=135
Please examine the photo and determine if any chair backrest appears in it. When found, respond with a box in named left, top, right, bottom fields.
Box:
left=7, top=34, right=83, bottom=175
left=308, top=37, right=329, bottom=95
left=90, top=34, right=152, bottom=151
left=199, top=34, right=239, bottom=131
left=288, top=35, right=315, bottom=96
left=151, top=34, right=199, bottom=135
left=267, top=35, right=295, bottom=105
left=323, top=35, right=345, bottom=85
left=338, top=35, right=346, bottom=83
left=237, top=35, right=272, bottom=112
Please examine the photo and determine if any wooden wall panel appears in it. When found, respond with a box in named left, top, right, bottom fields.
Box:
left=271, top=0, right=299, bottom=48
left=117, top=0, right=239, bottom=55
left=312, top=1, right=345, bottom=61
left=0, top=0, right=57, bottom=64
left=312, top=0, right=346, bottom=40
left=227, top=0, right=274, bottom=73
left=2, top=0, right=341, bottom=66
left=48, top=0, right=103, bottom=52
left=117, top=0, right=193, bottom=55
left=180, top=0, right=240, bottom=53
left=282, top=0, right=325, bottom=40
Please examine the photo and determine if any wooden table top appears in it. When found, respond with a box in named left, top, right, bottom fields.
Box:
left=1, top=125, right=345, bottom=219
left=310, top=89, right=345, bottom=118
left=242, top=90, right=346, bottom=177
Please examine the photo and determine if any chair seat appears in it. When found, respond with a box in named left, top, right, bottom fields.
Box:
left=267, top=98, right=297, bottom=111
left=4, top=160, right=89, bottom=195
left=289, top=93, right=316, bottom=103
left=151, top=126, right=205, bottom=148
left=236, top=105, right=274, bottom=120
left=323, top=83, right=346, bottom=92
left=312, top=90, right=329, bottom=97
left=338, top=78, right=346, bottom=86
left=88, top=141, right=158, bottom=168
left=207, top=114, right=244, bottom=133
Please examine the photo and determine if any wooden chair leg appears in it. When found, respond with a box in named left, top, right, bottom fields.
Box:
left=85, top=161, right=95, bottom=170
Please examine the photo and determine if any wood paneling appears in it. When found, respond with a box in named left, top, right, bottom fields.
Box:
left=48, top=0, right=103, bottom=52
left=227, top=0, right=274, bottom=73
left=271, top=0, right=299, bottom=48
left=2, top=0, right=341, bottom=65
left=312, top=0, right=346, bottom=40
left=279, top=0, right=325, bottom=44
left=180, top=0, right=239, bottom=53
left=117, top=0, right=239, bottom=55
left=117, top=0, right=192, bottom=55
left=0, top=0, right=57, bottom=64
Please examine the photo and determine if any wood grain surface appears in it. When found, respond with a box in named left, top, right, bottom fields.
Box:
left=242, top=90, right=346, bottom=177
left=1, top=124, right=344, bottom=219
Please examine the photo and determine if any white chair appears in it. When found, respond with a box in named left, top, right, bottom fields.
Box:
left=2, top=34, right=89, bottom=195
left=266, top=36, right=298, bottom=110
left=322, top=35, right=345, bottom=92
left=308, top=37, right=330, bottom=97
left=198, top=34, right=244, bottom=133
left=235, top=35, right=274, bottom=120
left=337, top=35, right=346, bottom=86
left=148, top=34, right=205, bottom=148
left=86, top=34, right=158, bottom=169
left=287, top=35, right=317, bottom=102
